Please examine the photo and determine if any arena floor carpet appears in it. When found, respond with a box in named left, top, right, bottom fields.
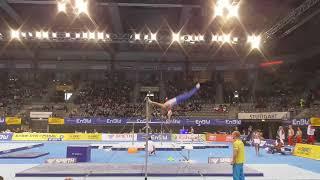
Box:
left=0, top=141, right=319, bottom=179
left=15, top=163, right=263, bottom=177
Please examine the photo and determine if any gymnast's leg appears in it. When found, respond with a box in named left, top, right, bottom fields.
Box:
left=164, top=83, right=200, bottom=107
left=149, top=83, right=200, bottom=108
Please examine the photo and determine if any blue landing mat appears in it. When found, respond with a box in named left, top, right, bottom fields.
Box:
left=0, top=152, right=49, bottom=159
left=16, top=163, right=263, bottom=177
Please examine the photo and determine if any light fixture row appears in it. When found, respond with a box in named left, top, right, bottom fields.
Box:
left=8, top=30, right=261, bottom=49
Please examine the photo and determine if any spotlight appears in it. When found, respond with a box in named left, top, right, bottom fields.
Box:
left=248, top=35, right=261, bottom=49
left=97, top=32, right=104, bottom=40
left=21, top=32, right=26, bottom=38
left=134, top=33, right=140, bottom=41
left=232, top=37, right=238, bottom=44
left=75, top=33, right=81, bottom=39
left=227, top=5, right=239, bottom=18
left=36, top=31, right=42, bottom=39
left=172, top=32, right=180, bottom=42
left=223, top=34, right=231, bottom=43
left=218, top=35, right=224, bottom=42
left=28, top=32, right=33, bottom=37
left=75, top=0, right=88, bottom=15
left=214, top=6, right=224, bottom=17
left=11, top=30, right=20, bottom=39
left=65, top=32, right=70, bottom=38
left=82, top=32, right=88, bottom=39
left=212, top=34, right=218, bottom=42
left=150, top=33, right=157, bottom=41
left=89, top=32, right=95, bottom=39
left=197, top=35, right=204, bottom=42
left=105, top=33, right=110, bottom=39
left=42, top=31, right=49, bottom=39
left=57, top=1, right=66, bottom=13
left=52, top=32, right=57, bottom=38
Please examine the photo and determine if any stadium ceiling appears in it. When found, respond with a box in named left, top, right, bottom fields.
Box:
left=0, top=0, right=320, bottom=64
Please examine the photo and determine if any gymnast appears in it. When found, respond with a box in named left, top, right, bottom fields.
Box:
left=149, top=83, right=200, bottom=120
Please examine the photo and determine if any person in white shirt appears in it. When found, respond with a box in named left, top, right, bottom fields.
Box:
left=146, top=137, right=156, bottom=155
left=277, top=126, right=285, bottom=144
left=253, top=130, right=261, bottom=156
left=307, top=124, right=316, bottom=145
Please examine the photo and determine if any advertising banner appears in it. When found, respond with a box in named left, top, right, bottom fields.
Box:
left=30, top=112, right=52, bottom=119
left=208, top=157, right=232, bottom=164
left=63, top=133, right=101, bottom=141
left=282, top=119, right=309, bottom=126
left=238, top=112, right=290, bottom=120
left=102, top=133, right=136, bottom=141
left=5, top=117, right=21, bottom=125
left=48, top=117, right=65, bottom=125
left=61, top=117, right=242, bottom=126
left=172, top=134, right=206, bottom=142
left=293, top=143, right=320, bottom=160
left=137, top=133, right=172, bottom=142
left=64, top=118, right=126, bottom=125
left=0, top=133, right=13, bottom=141
left=206, top=134, right=234, bottom=142
left=310, top=117, right=320, bottom=126
left=12, top=133, right=64, bottom=141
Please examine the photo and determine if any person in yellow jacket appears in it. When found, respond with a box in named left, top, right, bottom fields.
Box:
left=232, top=131, right=245, bottom=180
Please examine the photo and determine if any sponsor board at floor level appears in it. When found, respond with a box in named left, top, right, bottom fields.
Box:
left=102, top=133, right=137, bottom=141
left=293, top=143, right=320, bottom=160
left=172, top=134, right=206, bottom=142
left=208, top=157, right=232, bottom=164
left=0, top=133, right=13, bottom=141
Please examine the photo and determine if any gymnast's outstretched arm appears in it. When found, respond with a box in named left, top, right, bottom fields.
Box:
left=149, top=83, right=200, bottom=109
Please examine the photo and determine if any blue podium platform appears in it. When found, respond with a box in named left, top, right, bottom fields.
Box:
left=66, top=145, right=91, bottom=162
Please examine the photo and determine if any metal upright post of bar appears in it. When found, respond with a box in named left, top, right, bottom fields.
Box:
left=144, top=96, right=150, bottom=180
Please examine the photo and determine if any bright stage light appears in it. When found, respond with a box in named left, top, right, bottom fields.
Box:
left=89, top=32, right=95, bottom=39
left=227, top=5, right=239, bottom=18
left=75, top=0, right=88, bottom=15
left=150, top=33, right=157, bottom=41
left=232, top=37, right=238, bottom=44
left=42, top=31, right=49, bottom=39
left=21, top=32, right=26, bottom=38
left=82, top=32, right=88, bottom=39
left=75, top=33, right=81, bottom=39
left=57, top=1, right=66, bottom=13
left=248, top=35, right=261, bottom=49
left=223, top=34, right=231, bottom=43
left=212, top=35, right=218, bottom=42
left=28, top=32, right=33, bottom=37
left=36, top=31, right=42, bottom=39
left=105, top=33, right=110, bottom=39
left=134, top=33, right=140, bottom=40
left=197, top=35, right=204, bottom=41
left=214, top=6, right=224, bottom=17
left=65, top=32, right=70, bottom=38
left=52, top=32, right=57, bottom=38
left=214, top=0, right=238, bottom=19
left=11, top=30, right=20, bottom=39
left=97, top=32, right=104, bottom=40
left=172, top=32, right=180, bottom=42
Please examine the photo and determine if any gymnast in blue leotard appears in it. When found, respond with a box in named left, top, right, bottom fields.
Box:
left=149, top=83, right=200, bottom=120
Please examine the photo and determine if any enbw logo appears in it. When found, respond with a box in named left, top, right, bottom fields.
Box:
left=292, top=119, right=309, bottom=126
left=225, top=120, right=241, bottom=125
left=76, top=118, right=92, bottom=124
left=195, top=120, right=211, bottom=126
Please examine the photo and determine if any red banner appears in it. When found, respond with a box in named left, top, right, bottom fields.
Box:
left=206, top=134, right=234, bottom=142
